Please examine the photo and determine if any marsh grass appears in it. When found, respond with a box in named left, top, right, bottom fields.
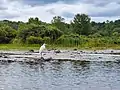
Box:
left=0, top=44, right=40, bottom=50
left=0, top=43, right=120, bottom=50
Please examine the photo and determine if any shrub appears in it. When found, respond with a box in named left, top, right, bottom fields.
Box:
left=56, top=34, right=81, bottom=46
left=43, top=37, right=51, bottom=44
left=11, top=38, right=23, bottom=44
left=26, top=36, right=43, bottom=44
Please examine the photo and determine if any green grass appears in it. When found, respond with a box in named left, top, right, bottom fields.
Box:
left=0, top=44, right=80, bottom=50
left=0, top=44, right=120, bottom=50
left=0, top=44, right=40, bottom=50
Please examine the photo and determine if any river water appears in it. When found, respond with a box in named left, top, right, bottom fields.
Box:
left=0, top=60, right=120, bottom=90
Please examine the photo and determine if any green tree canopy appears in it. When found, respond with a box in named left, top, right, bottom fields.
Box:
left=51, top=16, right=68, bottom=33
left=0, top=24, right=16, bottom=43
left=71, top=14, right=92, bottom=35
left=17, top=24, right=63, bottom=43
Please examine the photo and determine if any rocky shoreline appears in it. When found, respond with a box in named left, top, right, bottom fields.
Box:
left=0, top=49, right=120, bottom=64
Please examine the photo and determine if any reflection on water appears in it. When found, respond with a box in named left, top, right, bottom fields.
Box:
left=0, top=60, right=120, bottom=90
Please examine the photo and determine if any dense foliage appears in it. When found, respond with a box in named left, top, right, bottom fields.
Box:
left=0, top=14, right=120, bottom=48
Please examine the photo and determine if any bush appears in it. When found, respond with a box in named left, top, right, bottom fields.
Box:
left=0, top=25, right=17, bottom=43
left=26, top=36, right=43, bottom=44
left=43, top=37, right=51, bottom=44
left=11, top=38, right=23, bottom=44
left=56, top=34, right=81, bottom=46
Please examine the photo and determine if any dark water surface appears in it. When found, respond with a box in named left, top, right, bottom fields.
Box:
left=0, top=60, right=120, bottom=90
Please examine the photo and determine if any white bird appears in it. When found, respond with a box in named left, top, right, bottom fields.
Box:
left=39, top=43, right=46, bottom=57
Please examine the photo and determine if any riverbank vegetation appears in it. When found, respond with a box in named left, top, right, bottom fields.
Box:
left=0, top=13, right=120, bottom=50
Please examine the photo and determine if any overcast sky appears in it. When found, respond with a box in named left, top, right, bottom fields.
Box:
left=0, top=0, right=120, bottom=23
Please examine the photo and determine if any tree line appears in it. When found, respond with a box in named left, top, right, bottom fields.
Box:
left=0, top=13, right=120, bottom=47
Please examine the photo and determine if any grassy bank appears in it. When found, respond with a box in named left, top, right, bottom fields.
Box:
left=0, top=44, right=120, bottom=50
left=0, top=44, right=79, bottom=50
left=0, top=44, right=40, bottom=50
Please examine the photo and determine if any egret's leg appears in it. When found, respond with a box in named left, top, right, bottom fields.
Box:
left=41, top=52, right=42, bottom=57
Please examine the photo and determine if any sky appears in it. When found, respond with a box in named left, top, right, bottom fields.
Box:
left=0, top=0, right=120, bottom=23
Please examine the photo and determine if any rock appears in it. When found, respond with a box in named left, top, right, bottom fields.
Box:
left=44, top=57, right=52, bottom=61
left=95, top=52, right=97, bottom=54
left=40, top=57, right=44, bottom=60
left=94, top=50, right=97, bottom=54
left=77, top=52, right=81, bottom=54
left=70, top=55, right=75, bottom=58
left=71, top=53, right=73, bottom=55
left=111, top=50, right=114, bottom=53
left=34, top=57, right=52, bottom=62
left=80, top=51, right=83, bottom=53
left=26, top=60, right=38, bottom=65
left=99, top=57, right=102, bottom=59
left=73, top=48, right=77, bottom=51
left=90, top=52, right=93, bottom=54
left=54, top=50, right=61, bottom=53
left=29, top=49, right=34, bottom=52
left=7, top=60, right=14, bottom=63
left=24, top=53, right=32, bottom=55
left=43, top=53, right=46, bottom=55
left=3, top=55, right=8, bottom=58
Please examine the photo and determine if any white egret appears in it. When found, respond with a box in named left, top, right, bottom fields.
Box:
left=39, top=43, right=46, bottom=57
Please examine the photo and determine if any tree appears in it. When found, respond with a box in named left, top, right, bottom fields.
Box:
left=51, top=16, right=68, bottom=33
left=71, top=14, right=92, bottom=35
left=51, top=16, right=64, bottom=24
left=17, top=24, right=46, bottom=42
left=26, top=36, right=43, bottom=44
left=0, top=24, right=16, bottom=43
left=28, top=17, right=42, bottom=25
left=17, top=24, right=63, bottom=43
left=44, top=25, right=63, bottom=41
